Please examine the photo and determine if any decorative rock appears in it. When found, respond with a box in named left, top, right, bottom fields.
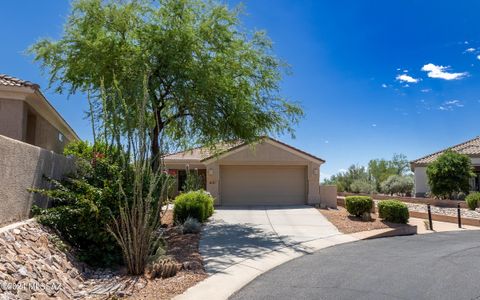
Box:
left=361, top=212, right=372, bottom=221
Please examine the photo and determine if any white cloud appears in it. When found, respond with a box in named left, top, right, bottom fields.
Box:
left=324, top=140, right=329, bottom=144
left=338, top=168, right=347, bottom=173
left=382, top=83, right=388, bottom=88
left=396, top=74, right=419, bottom=83
left=371, top=123, right=377, bottom=127
left=439, top=99, right=464, bottom=111
left=421, top=63, right=467, bottom=80
left=466, top=47, right=476, bottom=52
left=403, top=70, right=408, bottom=73
left=477, top=55, right=480, bottom=60
left=421, top=88, right=431, bottom=93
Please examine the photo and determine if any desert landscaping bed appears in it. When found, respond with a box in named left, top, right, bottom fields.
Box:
left=128, top=210, right=207, bottom=299
left=0, top=210, right=207, bottom=300
left=318, top=206, right=410, bottom=234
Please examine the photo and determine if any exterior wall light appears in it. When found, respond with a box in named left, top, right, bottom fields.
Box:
left=208, top=168, right=214, bottom=176
left=314, top=168, right=319, bottom=175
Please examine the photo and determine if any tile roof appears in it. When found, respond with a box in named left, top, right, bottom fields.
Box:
left=162, top=141, right=243, bottom=161
left=163, top=137, right=325, bottom=163
left=411, top=136, right=480, bottom=166
left=0, top=74, right=39, bottom=89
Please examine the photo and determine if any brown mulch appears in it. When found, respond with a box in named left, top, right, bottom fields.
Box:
left=128, top=210, right=208, bottom=300
left=318, top=206, right=407, bottom=234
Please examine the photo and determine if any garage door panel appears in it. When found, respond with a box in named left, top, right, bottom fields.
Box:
left=220, top=165, right=306, bottom=205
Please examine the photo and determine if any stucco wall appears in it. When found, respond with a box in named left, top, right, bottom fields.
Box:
left=0, top=99, right=70, bottom=154
left=320, top=185, right=337, bottom=208
left=0, top=99, right=25, bottom=141
left=205, top=141, right=321, bottom=205
left=414, top=167, right=429, bottom=197
left=0, top=134, right=74, bottom=226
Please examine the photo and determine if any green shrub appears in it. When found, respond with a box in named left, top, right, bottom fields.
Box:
left=345, top=196, right=373, bottom=217
left=378, top=200, right=409, bottom=224
left=466, top=192, right=480, bottom=210
left=173, top=190, right=214, bottom=223
left=30, top=141, right=175, bottom=267
left=350, top=179, right=376, bottom=194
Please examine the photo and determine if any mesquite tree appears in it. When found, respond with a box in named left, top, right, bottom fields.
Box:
left=30, top=0, right=303, bottom=168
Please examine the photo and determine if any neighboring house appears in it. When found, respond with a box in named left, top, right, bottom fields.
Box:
left=163, top=137, right=325, bottom=206
left=0, top=74, right=78, bottom=153
left=411, top=136, right=480, bottom=197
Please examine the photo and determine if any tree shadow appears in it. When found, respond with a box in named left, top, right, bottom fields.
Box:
left=200, top=219, right=314, bottom=274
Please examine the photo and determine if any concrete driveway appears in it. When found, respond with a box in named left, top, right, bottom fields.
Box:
left=232, top=230, right=480, bottom=300
left=200, top=205, right=342, bottom=274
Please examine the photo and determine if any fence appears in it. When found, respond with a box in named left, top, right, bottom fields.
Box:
left=0, top=135, right=74, bottom=226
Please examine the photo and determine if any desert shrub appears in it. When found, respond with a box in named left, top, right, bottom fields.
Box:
left=378, top=200, right=409, bottom=224
left=345, top=196, right=373, bottom=217
left=350, top=179, right=376, bottom=194
left=466, top=192, right=480, bottom=210
left=173, top=190, right=214, bottom=224
left=30, top=141, right=174, bottom=267
left=380, top=175, right=414, bottom=196
left=426, top=150, right=475, bottom=199
left=182, top=217, right=202, bottom=234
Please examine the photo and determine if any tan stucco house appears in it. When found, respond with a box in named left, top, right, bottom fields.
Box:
left=163, top=137, right=325, bottom=206
left=0, top=74, right=79, bottom=153
left=411, top=136, right=480, bottom=197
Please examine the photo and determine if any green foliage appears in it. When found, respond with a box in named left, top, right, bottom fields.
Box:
left=426, top=150, right=475, bottom=199
left=350, top=179, right=376, bottom=194
left=30, top=141, right=124, bottom=266
left=183, top=169, right=205, bottom=192
left=368, top=154, right=409, bottom=191
left=378, top=200, right=409, bottom=224
left=173, top=190, right=214, bottom=224
left=345, top=196, right=373, bottom=217
left=30, top=0, right=303, bottom=166
left=380, top=175, right=414, bottom=196
left=323, top=165, right=370, bottom=193
left=466, top=192, right=480, bottom=210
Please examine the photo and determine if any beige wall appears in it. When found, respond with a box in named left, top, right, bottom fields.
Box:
left=0, top=134, right=74, bottom=226
left=320, top=185, right=337, bottom=208
left=205, top=140, right=322, bottom=205
left=0, top=99, right=69, bottom=153
left=0, top=99, right=25, bottom=141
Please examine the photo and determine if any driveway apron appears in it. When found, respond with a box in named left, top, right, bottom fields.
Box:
left=200, top=205, right=341, bottom=274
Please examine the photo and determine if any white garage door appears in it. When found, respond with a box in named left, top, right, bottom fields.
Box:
left=220, top=165, right=307, bottom=205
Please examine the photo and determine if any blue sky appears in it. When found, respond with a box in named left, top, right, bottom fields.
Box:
left=2, top=1, right=480, bottom=180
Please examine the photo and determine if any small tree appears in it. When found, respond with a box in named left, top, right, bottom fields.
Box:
left=380, top=175, right=414, bottom=196
left=426, top=150, right=475, bottom=199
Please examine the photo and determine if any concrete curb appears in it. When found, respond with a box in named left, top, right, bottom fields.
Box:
left=349, top=225, right=417, bottom=240
left=174, top=224, right=420, bottom=300
left=174, top=233, right=358, bottom=300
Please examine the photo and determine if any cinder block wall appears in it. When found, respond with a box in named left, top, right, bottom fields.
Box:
left=0, top=134, right=74, bottom=226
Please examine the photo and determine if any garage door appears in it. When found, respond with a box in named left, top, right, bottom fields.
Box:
left=220, top=165, right=306, bottom=205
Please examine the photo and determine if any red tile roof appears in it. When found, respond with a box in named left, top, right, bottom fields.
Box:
left=411, top=136, right=480, bottom=166
left=0, top=74, right=39, bottom=89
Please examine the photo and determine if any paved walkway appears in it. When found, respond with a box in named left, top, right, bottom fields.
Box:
left=175, top=205, right=357, bottom=300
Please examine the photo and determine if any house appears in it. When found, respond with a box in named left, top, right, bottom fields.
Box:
left=0, top=74, right=78, bottom=153
left=411, top=136, right=480, bottom=197
left=163, top=137, right=325, bottom=206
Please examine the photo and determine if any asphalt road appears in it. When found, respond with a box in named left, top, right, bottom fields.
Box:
left=231, top=231, right=480, bottom=300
